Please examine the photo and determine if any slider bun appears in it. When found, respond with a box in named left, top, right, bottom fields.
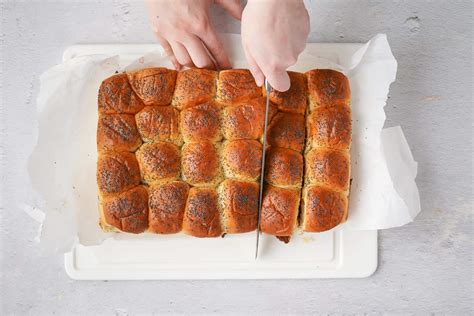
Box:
left=222, top=97, right=277, bottom=141
left=302, top=185, right=348, bottom=232
left=307, top=104, right=352, bottom=151
left=182, top=187, right=223, bottom=237
left=265, top=147, right=303, bottom=188
left=98, top=73, right=145, bottom=114
left=97, top=114, right=142, bottom=152
left=305, top=149, right=350, bottom=192
left=127, top=68, right=177, bottom=106
left=267, top=112, right=306, bottom=152
left=222, top=140, right=262, bottom=182
left=180, top=102, right=222, bottom=143
left=260, top=185, right=300, bottom=237
left=148, top=181, right=189, bottom=234
left=135, top=106, right=182, bottom=145
left=101, top=185, right=148, bottom=234
left=97, top=151, right=141, bottom=195
left=218, top=179, right=258, bottom=233
left=217, top=69, right=261, bottom=104
left=136, top=142, right=181, bottom=184
left=181, top=142, right=222, bottom=186
left=172, top=68, right=217, bottom=110
left=306, top=69, right=350, bottom=110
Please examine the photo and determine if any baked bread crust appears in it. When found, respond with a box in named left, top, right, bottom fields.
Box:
left=97, top=114, right=142, bottom=152
left=302, top=69, right=351, bottom=233
left=97, top=67, right=351, bottom=237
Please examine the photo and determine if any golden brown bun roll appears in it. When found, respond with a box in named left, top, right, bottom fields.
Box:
left=148, top=181, right=189, bottom=234
left=182, top=187, right=223, bottom=237
left=302, top=185, right=348, bottom=232
left=218, top=180, right=258, bottom=233
left=222, top=140, right=262, bottom=182
left=172, top=68, right=217, bottom=110
left=97, top=151, right=141, bottom=195
left=307, top=104, right=352, bottom=151
left=263, top=71, right=307, bottom=114
left=216, top=69, right=261, bottom=104
left=267, top=112, right=305, bottom=152
left=98, top=73, right=145, bottom=114
left=97, top=114, right=142, bottom=152
left=180, top=102, right=222, bottom=143
left=222, top=97, right=277, bottom=141
left=260, top=185, right=300, bottom=236
left=265, top=147, right=303, bottom=188
left=135, top=106, right=181, bottom=145
left=305, top=149, right=350, bottom=192
left=126, top=68, right=177, bottom=106
left=306, top=69, right=350, bottom=110
left=136, top=142, right=181, bottom=184
left=101, top=185, right=148, bottom=233
left=181, top=142, right=222, bottom=186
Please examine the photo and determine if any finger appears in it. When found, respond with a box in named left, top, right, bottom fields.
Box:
left=243, top=44, right=264, bottom=87
left=199, top=28, right=231, bottom=70
left=181, top=35, right=215, bottom=69
left=215, top=0, right=243, bottom=20
left=264, top=69, right=291, bottom=92
left=169, top=41, right=194, bottom=68
left=154, top=34, right=182, bottom=70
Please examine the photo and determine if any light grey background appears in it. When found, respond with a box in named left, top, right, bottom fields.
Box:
left=1, top=0, right=472, bottom=314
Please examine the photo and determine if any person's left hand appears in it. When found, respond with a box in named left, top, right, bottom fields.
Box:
left=147, top=0, right=242, bottom=70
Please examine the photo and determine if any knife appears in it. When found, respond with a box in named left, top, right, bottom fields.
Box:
left=255, top=78, right=272, bottom=259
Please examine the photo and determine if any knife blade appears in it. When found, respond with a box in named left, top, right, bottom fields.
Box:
left=255, top=78, right=272, bottom=259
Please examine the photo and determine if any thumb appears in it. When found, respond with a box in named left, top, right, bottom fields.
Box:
left=215, top=0, right=243, bottom=20
left=266, top=70, right=291, bottom=92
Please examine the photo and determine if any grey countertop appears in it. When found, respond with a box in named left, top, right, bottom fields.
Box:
left=1, top=0, right=472, bottom=314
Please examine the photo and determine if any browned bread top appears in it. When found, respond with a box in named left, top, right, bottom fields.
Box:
left=182, top=187, right=223, bottom=237
left=101, top=185, right=149, bottom=234
left=127, top=68, right=177, bottom=106
left=97, top=67, right=351, bottom=237
left=97, top=151, right=141, bottom=195
left=307, top=104, right=352, bottom=151
left=135, top=106, right=182, bottom=145
left=181, top=142, right=222, bottom=186
left=267, top=112, right=306, bottom=152
left=260, top=185, right=300, bottom=237
left=136, top=142, right=181, bottom=184
left=218, top=179, right=258, bottom=234
left=148, top=181, right=189, bottom=234
left=302, top=185, right=348, bottom=232
left=180, top=102, right=222, bottom=143
left=306, top=69, right=350, bottom=110
left=97, top=114, right=142, bottom=152
left=264, top=147, right=303, bottom=188
left=217, top=69, right=261, bottom=104
left=98, top=73, right=145, bottom=114
left=222, top=140, right=262, bottom=182
left=222, top=97, right=276, bottom=141
left=172, top=68, right=218, bottom=110
left=305, top=149, right=350, bottom=192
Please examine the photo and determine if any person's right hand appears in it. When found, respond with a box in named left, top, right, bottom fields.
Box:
left=241, top=0, right=310, bottom=91
left=147, top=0, right=242, bottom=70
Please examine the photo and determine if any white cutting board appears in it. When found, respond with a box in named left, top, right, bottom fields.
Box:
left=63, top=42, right=377, bottom=280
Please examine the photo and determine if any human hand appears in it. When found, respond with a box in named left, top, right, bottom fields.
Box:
left=241, top=0, right=310, bottom=91
left=147, top=0, right=242, bottom=70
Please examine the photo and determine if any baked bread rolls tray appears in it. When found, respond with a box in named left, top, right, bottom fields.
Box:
left=96, top=67, right=351, bottom=241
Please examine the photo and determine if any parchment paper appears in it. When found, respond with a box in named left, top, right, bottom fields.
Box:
left=28, top=34, right=420, bottom=252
